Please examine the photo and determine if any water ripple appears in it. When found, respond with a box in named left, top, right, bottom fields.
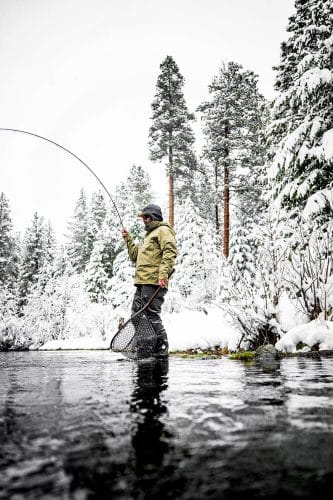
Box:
left=1, top=353, right=333, bottom=498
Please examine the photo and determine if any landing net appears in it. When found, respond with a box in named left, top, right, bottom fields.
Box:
left=110, top=312, right=156, bottom=359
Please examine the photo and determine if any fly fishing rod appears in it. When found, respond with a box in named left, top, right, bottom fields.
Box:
left=0, top=127, right=125, bottom=227
left=0, top=126, right=171, bottom=359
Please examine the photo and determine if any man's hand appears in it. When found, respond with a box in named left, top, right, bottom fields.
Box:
left=159, top=278, right=168, bottom=288
left=121, top=228, right=129, bottom=240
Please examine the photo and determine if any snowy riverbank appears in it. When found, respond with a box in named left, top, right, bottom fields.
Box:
left=275, top=319, right=333, bottom=352
left=31, top=309, right=333, bottom=355
left=37, top=308, right=241, bottom=352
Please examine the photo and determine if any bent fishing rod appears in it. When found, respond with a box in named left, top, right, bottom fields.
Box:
left=0, top=127, right=125, bottom=227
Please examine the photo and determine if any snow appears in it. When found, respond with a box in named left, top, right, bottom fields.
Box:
left=2, top=2, right=332, bottom=358
left=278, top=292, right=308, bottom=332
left=296, top=68, right=332, bottom=102
left=268, top=121, right=309, bottom=181
left=303, top=188, right=333, bottom=218
left=322, top=128, right=333, bottom=160
left=33, top=307, right=241, bottom=353
left=275, top=320, right=333, bottom=353
left=309, top=116, right=322, bottom=141
left=165, top=308, right=241, bottom=352
left=38, top=335, right=113, bottom=351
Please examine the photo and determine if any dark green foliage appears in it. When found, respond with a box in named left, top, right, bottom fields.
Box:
left=229, top=351, right=255, bottom=361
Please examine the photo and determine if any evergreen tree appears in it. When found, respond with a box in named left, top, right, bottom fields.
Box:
left=18, top=212, right=47, bottom=308
left=228, top=217, right=256, bottom=282
left=106, top=166, right=154, bottom=307
left=67, top=189, right=91, bottom=272
left=149, top=55, right=196, bottom=224
left=127, top=165, right=154, bottom=209
left=267, top=0, right=333, bottom=217
left=85, top=166, right=154, bottom=304
left=229, top=94, right=269, bottom=275
left=198, top=62, right=267, bottom=258
left=89, top=190, right=107, bottom=249
left=53, top=245, right=73, bottom=278
left=0, top=193, right=19, bottom=290
left=106, top=240, right=135, bottom=309
left=174, top=198, right=220, bottom=309
left=37, top=221, right=57, bottom=290
left=43, top=221, right=56, bottom=266
left=113, top=165, right=153, bottom=237
left=85, top=234, right=110, bottom=303
left=85, top=217, right=116, bottom=303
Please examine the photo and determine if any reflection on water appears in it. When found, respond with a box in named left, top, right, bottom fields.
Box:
left=1, top=352, right=333, bottom=499
left=131, top=359, right=186, bottom=499
left=131, top=360, right=169, bottom=473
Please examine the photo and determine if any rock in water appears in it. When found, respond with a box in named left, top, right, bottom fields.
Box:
left=255, top=344, right=281, bottom=361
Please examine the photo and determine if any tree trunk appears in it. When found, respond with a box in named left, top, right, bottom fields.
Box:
left=168, top=142, right=175, bottom=226
left=223, top=164, right=229, bottom=258
left=168, top=174, right=175, bottom=226
left=223, top=120, right=230, bottom=258
left=214, top=161, right=219, bottom=234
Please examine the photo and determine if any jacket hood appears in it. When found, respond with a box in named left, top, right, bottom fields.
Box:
left=146, top=221, right=176, bottom=236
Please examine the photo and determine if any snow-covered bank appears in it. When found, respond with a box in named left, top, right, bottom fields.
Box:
left=165, top=308, right=241, bottom=352
left=35, top=308, right=241, bottom=352
left=275, top=320, right=333, bottom=353
left=38, top=336, right=111, bottom=351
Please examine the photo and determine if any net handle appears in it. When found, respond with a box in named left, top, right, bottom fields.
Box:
left=124, top=268, right=175, bottom=324
left=138, top=268, right=175, bottom=314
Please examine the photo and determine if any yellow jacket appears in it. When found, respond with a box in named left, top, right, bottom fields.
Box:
left=126, top=221, right=177, bottom=285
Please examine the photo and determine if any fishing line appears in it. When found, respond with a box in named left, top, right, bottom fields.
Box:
left=0, top=127, right=125, bottom=227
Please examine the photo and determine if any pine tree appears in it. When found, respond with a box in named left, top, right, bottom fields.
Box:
left=149, top=55, right=196, bottom=225
left=18, top=212, right=47, bottom=308
left=53, top=245, right=73, bottom=278
left=127, top=165, right=154, bottom=209
left=106, top=166, right=154, bottom=307
left=106, top=241, right=135, bottom=309
left=85, top=235, right=110, bottom=303
left=89, top=190, right=107, bottom=249
left=0, top=193, right=19, bottom=290
left=84, top=166, right=154, bottom=305
left=67, top=189, right=91, bottom=272
left=37, top=221, right=57, bottom=290
left=113, top=165, right=153, bottom=237
left=85, top=217, right=116, bottom=303
left=228, top=217, right=256, bottom=282
left=198, top=62, right=267, bottom=258
left=174, top=198, right=220, bottom=309
left=268, top=0, right=333, bottom=217
left=229, top=92, right=269, bottom=275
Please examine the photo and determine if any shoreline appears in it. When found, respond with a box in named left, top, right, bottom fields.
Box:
left=2, top=347, right=333, bottom=359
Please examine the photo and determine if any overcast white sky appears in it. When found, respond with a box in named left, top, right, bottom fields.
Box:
left=0, top=0, right=295, bottom=239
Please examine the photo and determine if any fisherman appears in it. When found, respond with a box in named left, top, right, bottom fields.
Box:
left=121, top=204, right=177, bottom=358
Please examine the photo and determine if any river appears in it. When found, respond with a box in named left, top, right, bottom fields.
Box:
left=1, top=352, right=333, bottom=499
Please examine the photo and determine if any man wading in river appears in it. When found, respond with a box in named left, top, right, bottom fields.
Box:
left=121, top=204, right=177, bottom=358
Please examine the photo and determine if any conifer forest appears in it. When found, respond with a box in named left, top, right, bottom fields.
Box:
left=0, top=0, right=332, bottom=353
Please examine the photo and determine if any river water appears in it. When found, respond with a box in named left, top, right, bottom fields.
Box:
left=1, top=352, right=333, bottom=499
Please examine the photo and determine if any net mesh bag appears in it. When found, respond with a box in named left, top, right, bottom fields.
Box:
left=111, top=312, right=157, bottom=359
